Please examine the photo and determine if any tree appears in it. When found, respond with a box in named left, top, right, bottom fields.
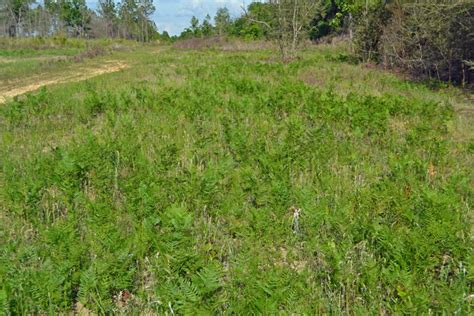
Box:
left=3, top=0, right=36, bottom=37
left=98, top=0, right=117, bottom=37
left=214, top=7, right=230, bottom=37
left=44, top=0, right=63, bottom=34
left=179, top=27, right=194, bottom=39
left=308, top=0, right=340, bottom=40
left=245, top=0, right=323, bottom=59
left=137, top=0, right=155, bottom=42
left=28, top=4, right=52, bottom=36
left=379, top=0, right=473, bottom=84
left=160, top=30, right=170, bottom=41
left=348, top=0, right=390, bottom=62
left=117, top=0, right=156, bottom=41
left=230, top=2, right=271, bottom=39
left=59, top=0, right=91, bottom=37
left=118, top=0, right=138, bottom=39
left=190, top=15, right=200, bottom=36
left=0, top=0, right=159, bottom=39
left=201, top=14, right=213, bottom=37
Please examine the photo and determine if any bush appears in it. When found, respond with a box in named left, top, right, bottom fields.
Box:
left=381, top=1, right=474, bottom=84
left=352, top=0, right=474, bottom=84
left=351, top=0, right=390, bottom=63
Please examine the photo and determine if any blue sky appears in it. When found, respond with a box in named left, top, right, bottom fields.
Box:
left=87, top=0, right=249, bottom=36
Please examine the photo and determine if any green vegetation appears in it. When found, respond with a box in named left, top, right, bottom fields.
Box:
left=1, top=0, right=158, bottom=41
left=177, top=0, right=473, bottom=83
left=349, top=0, right=473, bottom=84
left=0, top=37, right=135, bottom=85
left=0, top=41, right=473, bottom=313
left=3, top=0, right=473, bottom=83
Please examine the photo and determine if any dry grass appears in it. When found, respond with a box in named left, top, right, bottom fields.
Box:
left=174, top=37, right=273, bottom=51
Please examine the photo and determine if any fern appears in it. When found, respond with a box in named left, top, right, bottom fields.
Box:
left=178, top=278, right=200, bottom=303
left=1, top=40, right=472, bottom=314
left=0, top=287, right=8, bottom=315
left=77, top=267, right=97, bottom=308
left=194, top=264, right=223, bottom=296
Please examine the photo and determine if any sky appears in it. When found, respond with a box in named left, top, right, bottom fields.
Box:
left=87, top=0, right=249, bottom=36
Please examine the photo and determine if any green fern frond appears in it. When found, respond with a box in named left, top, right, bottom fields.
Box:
left=194, top=264, right=223, bottom=296
left=0, top=287, right=8, bottom=315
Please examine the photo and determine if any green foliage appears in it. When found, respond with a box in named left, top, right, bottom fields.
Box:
left=381, top=1, right=473, bottom=83
left=0, top=42, right=472, bottom=314
left=118, top=0, right=157, bottom=42
left=349, top=0, right=474, bottom=83
left=2, top=0, right=157, bottom=41
left=60, top=0, right=90, bottom=36
left=350, top=0, right=390, bottom=62
left=309, top=0, right=340, bottom=40
left=179, top=3, right=274, bottom=40
left=214, top=7, right=231, bottom=37
left=200, top=15, right=213, bottom=37
left=236, top=2, right=273, bottom=39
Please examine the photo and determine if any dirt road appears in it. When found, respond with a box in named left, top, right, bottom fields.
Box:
left=0, top=61, right=128, bottom=104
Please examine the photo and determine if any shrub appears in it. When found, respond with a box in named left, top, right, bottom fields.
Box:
left=351, top=0, right=390, bottom=63
left=380, top=1, right=474, bottom=84
left=352, top=0, right=474, bottom=84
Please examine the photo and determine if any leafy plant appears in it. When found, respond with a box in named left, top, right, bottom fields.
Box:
left=0, top=40, right=472, bottom=314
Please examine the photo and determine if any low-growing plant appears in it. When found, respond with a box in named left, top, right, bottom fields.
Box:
left=0, top=42, right=472, bottom=314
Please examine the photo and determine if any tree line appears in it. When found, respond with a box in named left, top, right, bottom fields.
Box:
left=0, top=0, right=158, bottom=41
left=179, top=0, right=473, bottom=85
left=177, top=2, right=338, bottom=43
left=1, top=0, right=472, bottom=84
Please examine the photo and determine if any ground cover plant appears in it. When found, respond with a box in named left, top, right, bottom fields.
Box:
left=0, top=41, right=473, bottom=314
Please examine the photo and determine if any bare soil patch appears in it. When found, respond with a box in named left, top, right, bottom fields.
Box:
left=0, top=61, right=128, bottom=104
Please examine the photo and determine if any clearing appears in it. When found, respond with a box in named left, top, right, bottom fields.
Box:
left=0, top=42, right=472, bottom=314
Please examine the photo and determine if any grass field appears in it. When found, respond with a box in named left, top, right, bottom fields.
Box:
left=0, top=40, right=473, bottom=314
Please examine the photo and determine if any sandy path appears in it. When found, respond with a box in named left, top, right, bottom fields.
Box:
left=0, top=61, right=128, bottom=104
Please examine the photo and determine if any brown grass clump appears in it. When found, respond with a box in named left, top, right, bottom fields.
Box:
left=174, top=37, right=273, bottom=51
left=72, top=46, right=107, bottom=62
left=173, top=37, right=223, bottom=50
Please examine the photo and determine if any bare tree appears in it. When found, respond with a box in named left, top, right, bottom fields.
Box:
left=379, top=0, right=473, bottom=84
left=3, top=0, right=35, bottom=37
left=244, top=0, right=322, bottom=60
